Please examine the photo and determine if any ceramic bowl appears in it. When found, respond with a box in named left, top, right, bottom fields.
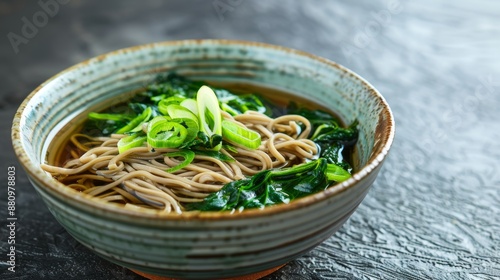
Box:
left=12, top=40, right=394, bottom=279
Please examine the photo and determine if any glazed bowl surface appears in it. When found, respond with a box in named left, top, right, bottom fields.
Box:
left=12, top=40, right=394, bottom=279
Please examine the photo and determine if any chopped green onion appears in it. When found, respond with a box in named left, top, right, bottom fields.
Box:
left=158, top=96, right=186, bottom=115
left=116, top=107, right=152, bottom=134
left=165, top=104, right=199, bottom=144
left=221, top=119, right=261, bottom=149
left=326, top=164, right=351, bottom=182
left=117, top=134, right=147, bottom=153
left=171, top=118, right=198, bottom=144
left=147, top=118, right=187, bottom=148
left=166, top=104, right=199, bottom=128
left=165, top=150, right=195, bottom=173
left=220, top=103, right=240, bottom=116
left=180, top=98, right=198, bottom=115
left=148, top=115, right=171, bottom=128
left=88, top=112, right=132, bottom=121
left=196, top=86, right=222, bottom=151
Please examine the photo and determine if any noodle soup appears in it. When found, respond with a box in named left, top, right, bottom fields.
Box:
left=14, top=40, right=394, bottom=278
left=43, top=74, right=358, bottom=214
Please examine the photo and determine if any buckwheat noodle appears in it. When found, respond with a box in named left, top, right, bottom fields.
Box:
left=41, top=111, right=317, bottom=213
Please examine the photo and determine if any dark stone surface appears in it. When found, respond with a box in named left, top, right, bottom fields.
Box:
left=1, top=0, right=499, bottom=279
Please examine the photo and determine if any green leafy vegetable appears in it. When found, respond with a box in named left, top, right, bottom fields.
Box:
left=215, top=89, right=269, bottom=116
left=186, top=159, right=330, bottom=211
left=289, top=104, right=358, bottom=174
left=180, top=131, right=222, bottom=150
left=83, top=103, right=138, bottom=136
left=321, top=144, right=352, bottom=172
left=128, top=102, right=153, bottom=115
left=311, top=120, right=358, bottom=145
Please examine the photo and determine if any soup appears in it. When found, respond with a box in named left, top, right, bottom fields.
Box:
left=42, top=74, right=358, bottom=214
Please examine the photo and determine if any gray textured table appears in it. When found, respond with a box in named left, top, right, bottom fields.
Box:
left=1, top=0, right=499, bottom=279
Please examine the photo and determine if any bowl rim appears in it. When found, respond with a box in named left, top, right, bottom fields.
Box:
left=11, top=39, right=395, bottom=221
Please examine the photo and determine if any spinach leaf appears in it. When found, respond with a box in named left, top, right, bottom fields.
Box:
left=146, top=73, right=201, bottom=100
left=179, top=131, right=222, bottom=150
left=82, top=103, right=135, bottom=136
left=311, top=120, right=358, bottom=145
left=81, top=119, right=128, bottom=137
left=215, top=88, right=270, bottom=116
left=320, top=143, right=352, bottom=172
left=186, top=159, right=330, bottom=211
left=287, top=104, right=358, bottom=174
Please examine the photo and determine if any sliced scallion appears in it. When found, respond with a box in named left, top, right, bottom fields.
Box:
left=116, top=107, right=152, bottom=134
left=196, top=86, right=222, bottom=151
left=221, top=119, right=261, bottom=150
left=165, top=150, right=195, bottom=173
left=180, top=98, right=198, bottom=115
left=166, top=104, right=199, bottom=144
left=117, top=134, right=147, bottom=153
left=158, top=96, right=186, bottom=115
left=88, top=112, right=132, bottom=121
left=166, top=104, right=199, bottom=128
left=147, top=117, right=187, bottom=148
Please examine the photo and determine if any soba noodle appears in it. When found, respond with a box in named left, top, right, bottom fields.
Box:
left=41, top=111, right=317, bottom=213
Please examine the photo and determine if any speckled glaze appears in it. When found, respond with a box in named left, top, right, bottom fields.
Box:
left=12, top=40, right=394, bottom=279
